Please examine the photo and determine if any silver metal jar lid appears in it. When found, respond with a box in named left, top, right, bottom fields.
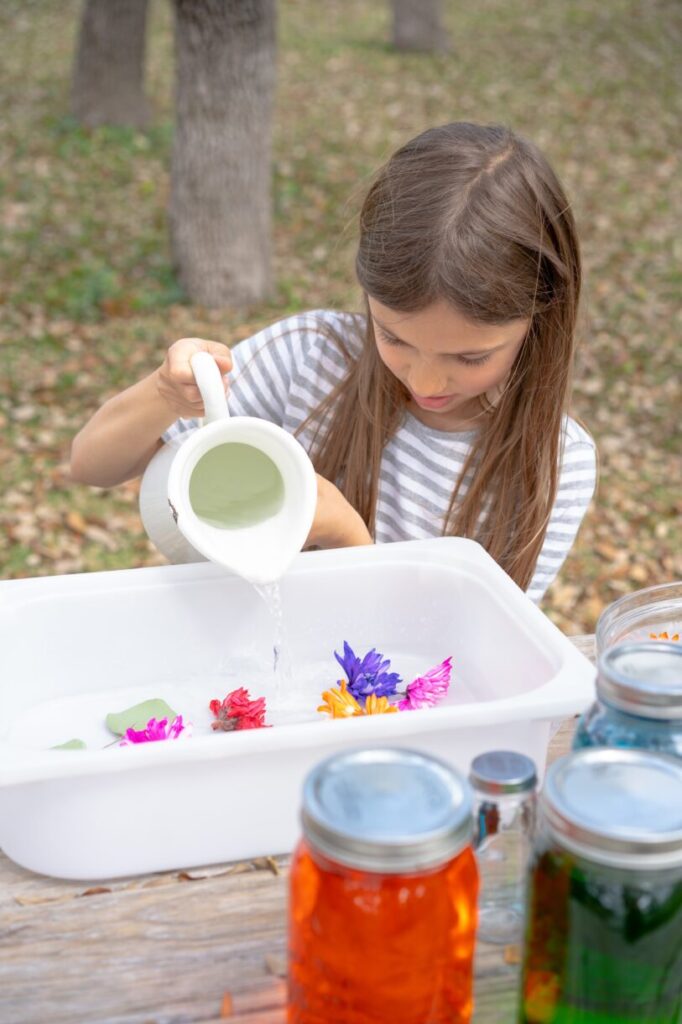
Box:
left=597, top=641, right=682, bottom=719
left=541, top=748, right=682, bottom=870
left=469, top=750, right=537, bottom=795
left=301, top=748, right=473, bottom=874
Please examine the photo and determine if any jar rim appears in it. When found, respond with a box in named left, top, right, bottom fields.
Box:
left=597, top=641, right=682, bottom=719
left=541, top=748, right=682, bottom=870
left=469, top=750, right=537, bottom=794
left=301, top=748, right=473, bottom=874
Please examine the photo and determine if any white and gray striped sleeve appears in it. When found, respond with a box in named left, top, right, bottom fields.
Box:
left=527, top=437, right=597, bottom=603
left=225, top=318, right=305, bottom=424
left=162, top=314, right=315, bottom=445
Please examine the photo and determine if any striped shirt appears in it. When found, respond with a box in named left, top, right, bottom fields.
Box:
left=163, top=310, right=597, bottom=603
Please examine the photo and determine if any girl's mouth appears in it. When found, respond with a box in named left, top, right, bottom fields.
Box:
left=410, top=391, right=457, bottom=410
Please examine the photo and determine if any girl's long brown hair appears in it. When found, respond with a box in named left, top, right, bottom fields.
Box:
left=301, top=122, right=582, bottom=591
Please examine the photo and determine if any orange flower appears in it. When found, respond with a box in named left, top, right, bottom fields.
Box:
left=523, top=970, right=560, bottom=1023
left=649, top=631, right=680, bottom=641
left=354, top=693, right=398, bottom=716
left=318, top=680, right=362, bottom=719
left=318, top=683, right=399, bottom=718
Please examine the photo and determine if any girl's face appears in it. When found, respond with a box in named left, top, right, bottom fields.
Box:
left=369, top=296, right=529, bottom=431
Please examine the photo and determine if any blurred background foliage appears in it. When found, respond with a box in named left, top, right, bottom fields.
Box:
left=0, top=0, right=680, bottom=634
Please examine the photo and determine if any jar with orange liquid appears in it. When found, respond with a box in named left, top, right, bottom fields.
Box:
left=288, top=748, right=479, bottom=1024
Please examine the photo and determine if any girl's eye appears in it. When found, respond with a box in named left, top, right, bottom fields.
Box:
left=456, top=353, right=492, bottom=366
left=377, top=330, right=404, bottom=347
left=376, top=326, right=492, bottom=365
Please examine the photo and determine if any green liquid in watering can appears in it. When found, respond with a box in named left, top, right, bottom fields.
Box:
left=188, top=443, right=285, bottom=529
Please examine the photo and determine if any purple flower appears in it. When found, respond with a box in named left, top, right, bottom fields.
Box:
left=398, top=657, right=453, bottom=711
left=119, top=715, right=190, bottom=746
left=334, top=641, right=402, bottom=701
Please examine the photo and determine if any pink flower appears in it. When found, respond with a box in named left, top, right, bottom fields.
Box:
left=398, top=657, right=453, bottom=711
left=119, top=715, right=190, bottom=745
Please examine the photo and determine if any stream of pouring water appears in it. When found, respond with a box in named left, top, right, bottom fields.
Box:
left=254, top=582, right=296, bottom=711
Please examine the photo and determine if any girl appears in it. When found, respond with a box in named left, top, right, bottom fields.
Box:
left=71, top=122, right=596, bottom=603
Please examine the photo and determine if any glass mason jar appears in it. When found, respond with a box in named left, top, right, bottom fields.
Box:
left=288, top=748, right=479, bottom=1024
left=596, top=580, right=682, bottom=654
left=573, top=641, right=682, bottom=759
left=469, top=750, right=537, bottom=944
left=519, top=748, right=682, bottom=1024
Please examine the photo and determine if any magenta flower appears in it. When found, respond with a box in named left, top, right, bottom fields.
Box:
left=119, top=715, right=190, bottom=746
left=398, top=657, right=453, bottom=711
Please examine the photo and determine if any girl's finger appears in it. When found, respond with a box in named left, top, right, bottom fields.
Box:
left=180, top=383, right=204, bottom=404
left=167, top=349, right=197, bottom=384
left=168, top=339, right=232, bottom=381
left=205, top=340, right=233, bottom=373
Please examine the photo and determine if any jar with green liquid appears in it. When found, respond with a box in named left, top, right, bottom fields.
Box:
left=519, top=748, right=682, bottom=1024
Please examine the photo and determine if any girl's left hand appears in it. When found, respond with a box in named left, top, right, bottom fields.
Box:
left=306, top=475, right=373, bottom=549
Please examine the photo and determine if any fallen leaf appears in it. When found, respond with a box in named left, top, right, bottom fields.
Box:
left=504, top=944, right=522, bottom=964
left=265, top=953, right=286, bottom=977
left=65, top=510, right=88, bottom=535
left=105, top=699, right=178, bottom=736
left=51, top=738, right=87, bottom=751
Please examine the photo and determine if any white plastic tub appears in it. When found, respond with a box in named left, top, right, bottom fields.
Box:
left=0, top=538, right=594, bottom=880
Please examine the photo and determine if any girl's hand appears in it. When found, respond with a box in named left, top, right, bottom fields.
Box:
left=307, top=475, right=373, bottom=549
left=156, top=338, right=233, bottom=418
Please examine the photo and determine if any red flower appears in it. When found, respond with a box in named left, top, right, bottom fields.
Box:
left=209, top=688, right=268, bottom=731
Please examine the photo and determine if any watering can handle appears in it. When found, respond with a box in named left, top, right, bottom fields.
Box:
left=190, top=351, right=230, bottom=424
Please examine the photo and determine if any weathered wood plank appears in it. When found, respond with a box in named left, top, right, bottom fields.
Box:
left=0, top=636, right=593, bottom=1023
left=0, top=859, right=289, bottom=1024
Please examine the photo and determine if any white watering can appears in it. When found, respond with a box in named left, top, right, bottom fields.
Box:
left=139, top=352, right=318, bottom=586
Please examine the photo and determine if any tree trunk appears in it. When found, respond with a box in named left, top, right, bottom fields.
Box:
left=390, top=0, right=450, bottom=53
left=169, top=0, right=277, bottom=308
left=71, top=0, right=151, bottom=128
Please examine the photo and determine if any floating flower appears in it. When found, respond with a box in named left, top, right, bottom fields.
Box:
left=119, top=715, right=190, bottom=745
left=334, top=642, right=402, bottom=701
left=355, top=693, right=398, bottom=716
left=320, top=648, right=454, bottom=719
left=318, top=680, right=362, bottom=719
left=209, top=688, right=268, bottom=731
left=398, top=657, right=453, bottom=711
left=649, top=631, right=680, bottom=641
left=523, top=970, right=561, bottom=1022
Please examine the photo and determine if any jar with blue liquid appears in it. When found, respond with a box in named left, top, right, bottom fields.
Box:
left=573, top=641, right=682, bottom=759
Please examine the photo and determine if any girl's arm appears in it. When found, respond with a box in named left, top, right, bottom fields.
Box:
left=70, top=338, right=233, bottom=487
left=307, top=475, right=373, bottom=549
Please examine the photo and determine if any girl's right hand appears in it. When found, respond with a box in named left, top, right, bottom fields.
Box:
left=156, top=338, right=233, bottom=418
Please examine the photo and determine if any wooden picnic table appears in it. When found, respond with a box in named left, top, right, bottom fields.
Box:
left=0, top=636, right=596, bottom=1024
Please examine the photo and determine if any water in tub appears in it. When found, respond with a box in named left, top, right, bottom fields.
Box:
left=6, top=661, right=320, bottom=750
left=6, top=632, right=486, bottom=752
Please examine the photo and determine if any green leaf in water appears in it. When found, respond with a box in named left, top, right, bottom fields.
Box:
left=52, top=738, right=87, bottom=750
left=105, top=699, right=178, bottom=736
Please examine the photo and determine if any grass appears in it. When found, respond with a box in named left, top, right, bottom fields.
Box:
left=0, top=0, right=680, bottom=633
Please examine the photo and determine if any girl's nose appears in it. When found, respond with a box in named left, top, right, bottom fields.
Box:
left=407, top=359, right=448, bottom=397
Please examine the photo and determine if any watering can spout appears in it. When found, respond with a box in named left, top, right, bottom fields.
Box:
left=211, top=547, right=300, bottom=587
